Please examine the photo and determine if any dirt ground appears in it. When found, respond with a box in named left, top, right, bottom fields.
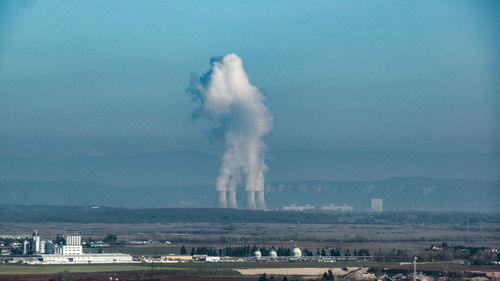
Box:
left=235, top=267, right=357, bottom=276
left=2, top=265, right=499, bottom=281
left=0, top=269, right=255, bottom=281
left=0, top=274, right=255, bottom=281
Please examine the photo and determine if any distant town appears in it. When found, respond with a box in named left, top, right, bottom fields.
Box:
left=282, top=198, right=382, bottom=212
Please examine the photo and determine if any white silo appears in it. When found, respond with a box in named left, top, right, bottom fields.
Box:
left=292, top=247, right=302, bottom=257
left=253, top=250, right=262, bottom=258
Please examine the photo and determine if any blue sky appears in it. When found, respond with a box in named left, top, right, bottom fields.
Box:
left=1, top=0, right=499, bottom=156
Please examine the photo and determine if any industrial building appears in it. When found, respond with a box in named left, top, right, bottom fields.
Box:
left=160, top=255, right=193, bottom=262
left=283, top=204, right=315, bottom=211
left=371, top=198, right=383, bottom=212
left=31, top=230, right=40, bottom=254
left=57, top=234, right=83, bottom=255
left=9, top=231, right=134, bottom=264
left=40, top=253, right=133, bottom=264
left=321, top=204, right=354, bottom=211
left=21, top=230, right=52, bottom=255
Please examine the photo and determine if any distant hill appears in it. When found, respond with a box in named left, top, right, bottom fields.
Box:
left=1, top=150, right=498, bottom=211
left=0, top=177, right=498, bottom=211
left=267, top=150, right=499, bottom=182
left=264, top=177, right=499, bottom=212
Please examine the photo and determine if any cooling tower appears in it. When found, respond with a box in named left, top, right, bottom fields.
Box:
left=256, top=190, right=265, bottom=210
left=228, top=190, right=238, bottom=208
left=218, top=190, right=227, bottom=208
left=247, top=191, right=256, bottom=209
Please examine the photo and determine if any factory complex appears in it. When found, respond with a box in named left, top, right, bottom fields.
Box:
left=3, top=230, right=134, bottom=264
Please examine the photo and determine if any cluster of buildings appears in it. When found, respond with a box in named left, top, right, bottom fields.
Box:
left=282, top=198, right=383, bottom=212
left=321, top=204, right=355, bottom=211
left=283, top=203, right=355, bottom=212
left=5, top=230, right=134, bottom=265
left=21, top=230, right=80, bottom=255
left=283, top=204, right=316, bottom=211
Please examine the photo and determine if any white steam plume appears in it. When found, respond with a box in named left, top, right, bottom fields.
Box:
left=190, top=54, right=272, bottom=209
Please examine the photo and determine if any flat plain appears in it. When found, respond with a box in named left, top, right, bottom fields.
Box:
left=1, top=221, right=498, bottom=248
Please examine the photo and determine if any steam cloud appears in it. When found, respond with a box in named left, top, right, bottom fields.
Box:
left=190, top=54, right=272, bottom=209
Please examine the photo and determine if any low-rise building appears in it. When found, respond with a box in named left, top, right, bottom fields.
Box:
left=283, top=204, right=315, bottom=211
left=321, top=204, right=354, bottom=211
left=40, top=253, right=134, bottom=264
left=87, top=242, right=110, bottom=248
left=0, top=249, right=11, bottom=256
left=60, top=245, right=83, bottom=255
left=160, top=255, right=193, bottom=262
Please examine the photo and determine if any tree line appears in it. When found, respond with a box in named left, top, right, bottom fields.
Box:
left=179, top=245, right=371, bottom=257
left=1, top=205, right=498, bottom=225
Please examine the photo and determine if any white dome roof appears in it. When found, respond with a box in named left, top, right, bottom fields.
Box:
left=269, top=250, right=277, bottom=257
left=292, top=247, right=302, bottom=257
left=253, top=250, right=262, bottom=257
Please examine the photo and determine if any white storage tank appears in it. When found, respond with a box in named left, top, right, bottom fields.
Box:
left=292, top=247, right=302, bottom=257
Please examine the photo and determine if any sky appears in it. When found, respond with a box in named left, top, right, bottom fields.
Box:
left=1, top=0, right=499, bottom=158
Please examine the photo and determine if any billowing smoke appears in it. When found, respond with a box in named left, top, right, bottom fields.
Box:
left=190, top=54, right=272, bottom=209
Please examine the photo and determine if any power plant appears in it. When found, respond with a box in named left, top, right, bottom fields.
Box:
left=191, top=54, right=272, bottom=210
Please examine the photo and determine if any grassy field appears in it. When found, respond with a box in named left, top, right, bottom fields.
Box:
left=0, top=262, right=398, bottom=275
left=2, top=262, right=498, bottom=277
left=0, top=264, right=151, bottom=274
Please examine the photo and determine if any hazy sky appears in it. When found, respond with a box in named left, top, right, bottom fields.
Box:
left=1, top=0, right=499, bottom=157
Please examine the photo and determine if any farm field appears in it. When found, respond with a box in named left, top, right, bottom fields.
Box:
left=2, top=221, right=498, bottom=248
left=1, top=262, right=499, bottom=281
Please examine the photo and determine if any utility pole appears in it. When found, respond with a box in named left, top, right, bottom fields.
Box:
left=413, top=257, right=417, bottom=281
